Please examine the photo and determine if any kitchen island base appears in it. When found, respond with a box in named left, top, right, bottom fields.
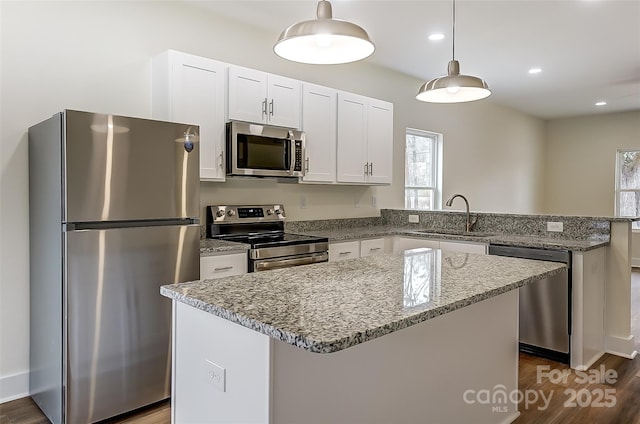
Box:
left=172, top=290, right=520, bottom=424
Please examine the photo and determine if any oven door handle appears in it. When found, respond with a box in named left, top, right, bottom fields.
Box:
left=254, top=252, right=328, bottom=272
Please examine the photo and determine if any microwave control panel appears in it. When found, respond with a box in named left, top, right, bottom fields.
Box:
left=294, top=140, right=303, bottom=172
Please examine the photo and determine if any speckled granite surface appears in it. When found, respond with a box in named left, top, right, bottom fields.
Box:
left=162, top=250, right=565, bottom=353
left=200, top=239, right=250, bottom=256
left=379, top=209, right=622, bottom=239
left=294, top=226, right=608, bottom=251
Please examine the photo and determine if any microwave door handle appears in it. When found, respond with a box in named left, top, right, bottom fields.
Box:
left=288, top=131, right=296, bottom=174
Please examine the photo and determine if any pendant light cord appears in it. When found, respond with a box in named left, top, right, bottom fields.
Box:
left=452, top=0, right=456, bottom=60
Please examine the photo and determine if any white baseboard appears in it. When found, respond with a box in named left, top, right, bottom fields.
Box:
left=0, top=371, right=29, bottom=404
left=605, top=334, right=638, bottom=359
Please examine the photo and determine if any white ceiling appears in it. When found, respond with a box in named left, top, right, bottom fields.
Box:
left=190, top=0, right=640, bottom=120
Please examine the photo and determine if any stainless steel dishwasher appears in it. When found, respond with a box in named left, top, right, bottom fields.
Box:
left=488, top=244, right=571, bottom=364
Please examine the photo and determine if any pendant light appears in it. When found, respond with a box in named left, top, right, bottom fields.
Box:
left=416, top=0, right=490, bottom=103
left=274, top=0, right=375, bottom=65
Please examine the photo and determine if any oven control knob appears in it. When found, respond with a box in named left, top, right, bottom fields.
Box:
left=216, top=209, right=225, bottom=218
left=226, top=209, right=236, bottom=217
left=274, top=208, right=283, bottom=216
left=266, top=208, right=274, bottom=215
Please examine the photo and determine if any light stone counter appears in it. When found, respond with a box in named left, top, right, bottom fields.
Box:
left=161, top=249, right=565, bottom=353
left=293, top=225, right=608, bottom=251
left=199, top=238, right=250, bottom=256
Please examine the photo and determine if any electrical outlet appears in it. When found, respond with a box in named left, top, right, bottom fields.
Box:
left=205, top=359, right=226, bottom=392
left=408, top=214, right=419, bottom=223
left=354, top=197, right=361, bottom=208
left=372, top=196, right=377, bottom=208
left=300, top=195, right=307, bottom=209
left=546, top=221, right=564, bottom=232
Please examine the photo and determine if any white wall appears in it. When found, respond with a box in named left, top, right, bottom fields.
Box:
left=543, top=111, right=640, bottom=264
left=543, top=111, right=640, bottom=216
left=0, top=1, right=545, bottom=401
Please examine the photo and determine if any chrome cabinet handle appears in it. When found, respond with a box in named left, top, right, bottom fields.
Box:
left=305, top=157, right=310, bottom=173
left=369, top=162, right=373, bottom=175
left=219, top=151, right=224, bottom=168
left=364, top=163, right=369, bottom=176
left=262, top=98, right=268, bottom=118
left=369, top=247, right=381, bottom=251
left=269, top=99, right=274, bottom=117
left=213, top=266, right=233, bottom=272
left=339, top=251, right=352, bottom=255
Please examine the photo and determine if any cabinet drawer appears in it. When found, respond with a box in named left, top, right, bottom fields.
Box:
left=360, top=238, right=386, bottom=257
left=329, top=241, right=360, bottom=262
left=439, top=241, right=487, bottom=255
left=393, top=237, right=440, bottom=254
left=200, top=252, right=248, bottom=279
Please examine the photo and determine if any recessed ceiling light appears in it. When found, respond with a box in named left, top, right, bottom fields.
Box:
left=528, top=68, right=542, bottom=74
left=595, top=101, right=607, bottom=106
left=428, top=33, right=445, bottom=41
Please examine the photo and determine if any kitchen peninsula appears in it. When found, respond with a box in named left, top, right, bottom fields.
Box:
left=162, top=249, right=565, bottom=424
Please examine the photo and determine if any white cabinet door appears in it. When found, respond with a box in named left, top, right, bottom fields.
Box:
left=152, top=50, right=227, bottom=181
left=228, top=66, right=301, bottom=128
left=329, top=240, right=361, bottom=262
left=267, top=74, right=301, bottom=128
left=336, top=92, right=393, bottom=185
left=366, top=99, right=393, bottom=184
left=393, top=237, right=440, bottom=254
left=336, top=92, right=367, bottom=183
left=360, top=238, right=386, bottom=257
left=228, top=66, right=268, bottom=124
left=200, top=253, right=248, bottom=279
left=439, top=241, right=487, bottom=254
left=301, top=83, right=337, bottom=183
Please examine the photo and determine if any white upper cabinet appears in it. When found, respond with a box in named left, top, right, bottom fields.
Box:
left=228, top=65, right=301, bottom=128
left=336, top=92, right=393, bottom=184
left=337, top=92, right=368, bottom=183
left=152, top=50, right=227, bottom=182
left=301, top=83, right=337, bottom=183
left=366, top=99, right=393, bottom=184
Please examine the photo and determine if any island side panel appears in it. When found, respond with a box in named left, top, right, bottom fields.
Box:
left=172, top=301, right=271, bottom=424
left=570, top=247, right=606, bottom=370
left=271, top=290, right=520, bottom=424
left=605, top=221, right=637, bottom=358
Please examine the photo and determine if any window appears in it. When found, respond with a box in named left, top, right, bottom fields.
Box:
left=405, top=128, right=442, bottom=210
left=615, top=149, right=640, bottom=229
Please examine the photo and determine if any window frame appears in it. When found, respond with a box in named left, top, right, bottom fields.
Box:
left=614, top=149, right=640, bottom=229
left=404, top=128, right=443, bottom=210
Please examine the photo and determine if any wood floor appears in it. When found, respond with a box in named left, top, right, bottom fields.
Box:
left=3, top=273, right=639, bottom=424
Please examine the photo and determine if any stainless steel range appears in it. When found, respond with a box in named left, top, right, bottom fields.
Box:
left=206, top=205, right=328, bottom=272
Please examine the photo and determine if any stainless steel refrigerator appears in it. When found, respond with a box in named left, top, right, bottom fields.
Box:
left=28, top=110, right=200, bottom=423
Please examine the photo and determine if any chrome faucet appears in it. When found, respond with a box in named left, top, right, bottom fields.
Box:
left=445, top=194, right=478, bottom=232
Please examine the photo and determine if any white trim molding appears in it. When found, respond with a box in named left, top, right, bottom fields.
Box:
left=0, top=371, right=29, bottom=404
left=605, top=334, right=638, bottom=359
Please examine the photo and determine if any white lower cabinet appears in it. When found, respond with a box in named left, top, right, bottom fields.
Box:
left=200, top=252, right=248, bottom=279
left=329, top=241, right=360, bottom=262
left=393, top=237, right=440, bottom=254
left=329, top=237, right=390, bottom=262
left=439, top=241, right=487, bottom=255
left=393, top=237, right=487, bottom=255
left=360, top=238, right=386, bottom=257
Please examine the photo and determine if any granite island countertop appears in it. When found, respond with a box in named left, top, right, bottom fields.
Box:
left=162, top=249, right=565, bottom=353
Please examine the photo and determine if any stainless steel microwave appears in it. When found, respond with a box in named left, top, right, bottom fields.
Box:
left=226, top=121, right=305, bottom=178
